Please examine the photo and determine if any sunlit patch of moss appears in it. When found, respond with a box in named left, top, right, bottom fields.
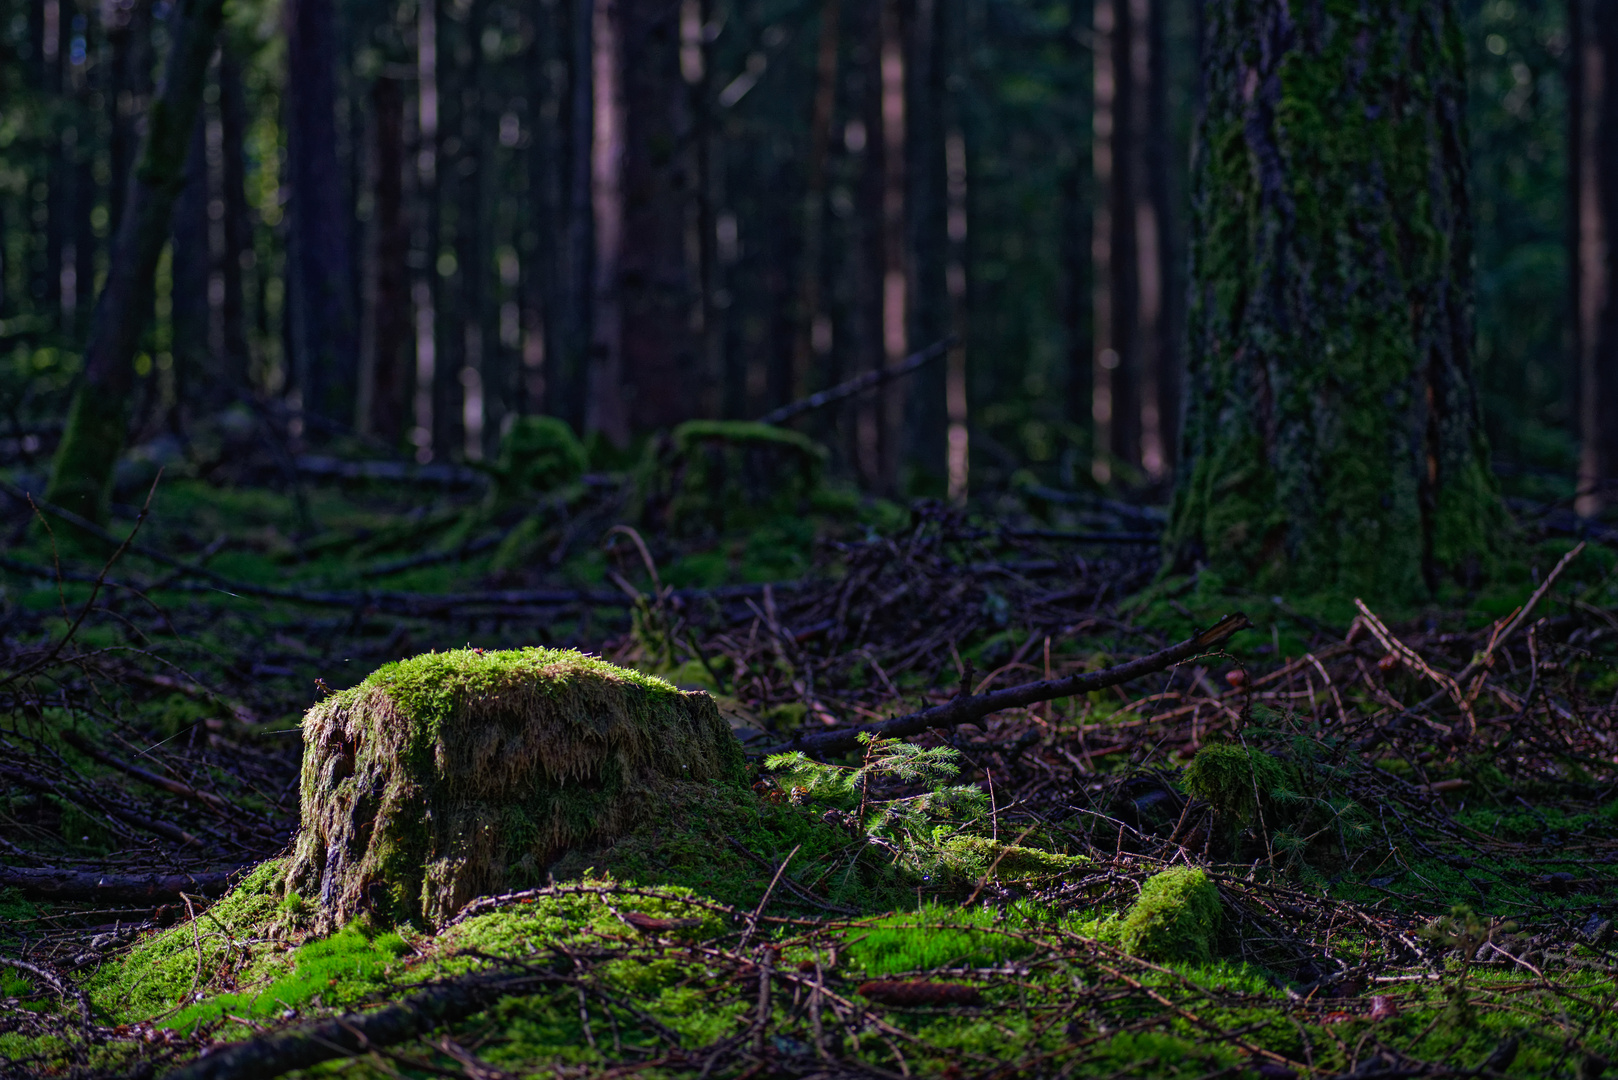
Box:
left=161, top=922, right=409, bottom=1035
left=844, top=904, right=1039, bottom=977
left=932, top=835, right=1088, bottom=883
left=424, top=884, right=726, bottom=978
left=1118, top=868, right=1222, bottom=964
left=87, top=860, right=288, bottom=1021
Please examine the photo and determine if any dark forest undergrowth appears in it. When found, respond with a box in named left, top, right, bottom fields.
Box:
left=5, top=445, right=1618, bottom=1080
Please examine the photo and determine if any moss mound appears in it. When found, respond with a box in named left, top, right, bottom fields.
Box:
left=490, top=416, right=588, bottom=497
left=1180, top=743, right=1289, bottom=824
left=285, top=648, right=746, bottom=931
left=636, top=420, right=826, bottom=537
left=1119, top=867, right=1223, bottom=964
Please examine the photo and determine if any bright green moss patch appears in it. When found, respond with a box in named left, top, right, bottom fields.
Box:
left=161, top=923, right=408, bottom=1035
left=844, top=904, right=1039, bottom=977
left=933, top=835, right=1089, bottom=882
left=1119, top=868, right=1223, bottom=964
left=88, top=860, right=288, bottom=1021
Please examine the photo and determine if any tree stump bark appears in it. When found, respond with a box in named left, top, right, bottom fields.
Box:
left=285, top=648, right=744, bottom=932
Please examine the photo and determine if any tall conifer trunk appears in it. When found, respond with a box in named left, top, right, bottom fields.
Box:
left=1572, top=0, right=1618, bottom=516
left=1166, top=0, right=1499, bottom=599
left=44, top=0, right=225, bottom=523
left=285, top=0, right=357, bottom=430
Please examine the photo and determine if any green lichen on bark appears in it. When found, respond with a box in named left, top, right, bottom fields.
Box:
left=284, top=648, right=746, bottom=932
left=1168, top=0, right=1504, bottom=600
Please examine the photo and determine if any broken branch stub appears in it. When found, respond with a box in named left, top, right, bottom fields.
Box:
left=285, top=648, right=745, bottom=932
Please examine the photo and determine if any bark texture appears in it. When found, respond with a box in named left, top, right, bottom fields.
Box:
left=285, top=0, right=357, bottom=428
left=1167, top=0, right=1499, bottom=599
left=1572, top=0, right=1618, bottom=516
left=44, top=0, right=226, bottom=523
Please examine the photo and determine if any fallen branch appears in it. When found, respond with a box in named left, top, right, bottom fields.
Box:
left=162, top=973, right=565, bottom=1080
left=61, top=729, right=233, bottom=812
left=758, top=337, right=955, bottom=426
left=0, top=955, right=90, bottom=1023
left=0, top=762, right=200, bottom=847
left=780, top=613, right=1252, bottom=756
left=0, top=864, right=245, bottom=901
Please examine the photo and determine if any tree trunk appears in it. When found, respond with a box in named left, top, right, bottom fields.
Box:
left=586, top=0, right=626, bottom=442
left=616, top=0, right=701, bottom=434
left=792, top=0, right=841, bottom=405
left=285, top=0, right=357, bottom=430
left=1064, top=0, right=1093, bottom=442
left=557, top=0, right=595, bottom=432
left=1572, top=0, right=1618, bottom=517
left=170, top=112, right=210, bottom=421
left=360, top=75, right=411, bottom=447
left=44, top=0, right=226, bottom=523
left=1167, top=0, right=1499, bottom=599
left=905, top=0, right=948, bottom=492
left=217, top=49, right=253, bottom=399
left=876, top=0, right=907, bottom=494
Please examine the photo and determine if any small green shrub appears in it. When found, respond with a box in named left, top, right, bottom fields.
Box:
left=1119, top=868, right=1223, bottom=963
left=1180, top=743, right=1289, bottom=823
left=766, top=735, right=992, bottom=877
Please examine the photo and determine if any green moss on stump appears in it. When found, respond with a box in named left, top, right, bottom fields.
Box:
left=285, top=648, right=746, bottom=932
left=1120, top=868, right=1223, bottom=964
left=635, top=420, right=827, bottom=537
left=1180, top=743, right=1289, bottom=825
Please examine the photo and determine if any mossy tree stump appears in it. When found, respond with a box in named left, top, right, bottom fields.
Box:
left=286, top=648, right=745, bottom=932
left=635, top=421, right=826, bottom=537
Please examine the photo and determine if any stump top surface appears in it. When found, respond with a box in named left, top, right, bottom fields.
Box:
left=322, top=646, right=682, bottom=724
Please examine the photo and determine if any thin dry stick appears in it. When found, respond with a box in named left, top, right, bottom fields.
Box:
left=1353, top=600, right=1477, bottom=732
left=1, top=470, right=163, bottom=689
left=0, top=956, right=90, bottom=1024
left=738, top=843, right=802, bottom=951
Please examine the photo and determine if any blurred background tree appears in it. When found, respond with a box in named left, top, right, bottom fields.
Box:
left=0, top=0, right=1597, bottom=524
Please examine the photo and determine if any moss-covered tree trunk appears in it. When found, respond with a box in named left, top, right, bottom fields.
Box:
left=44, top=0, right=224, bottom=524
left=1166, top=0, right=1501, bottom=599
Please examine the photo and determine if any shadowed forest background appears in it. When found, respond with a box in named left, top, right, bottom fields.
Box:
left=0, top=0, right=1588, bottom=505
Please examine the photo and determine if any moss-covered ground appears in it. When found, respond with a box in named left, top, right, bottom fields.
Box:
left=5, top=450, right=1618, bottom=1077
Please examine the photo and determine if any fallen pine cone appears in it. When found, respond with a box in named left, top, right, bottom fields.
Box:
left=857, top=980, right=984, bottom=1007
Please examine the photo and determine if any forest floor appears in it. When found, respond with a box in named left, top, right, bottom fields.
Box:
left=2, top=449, right=1618, bottom=1079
